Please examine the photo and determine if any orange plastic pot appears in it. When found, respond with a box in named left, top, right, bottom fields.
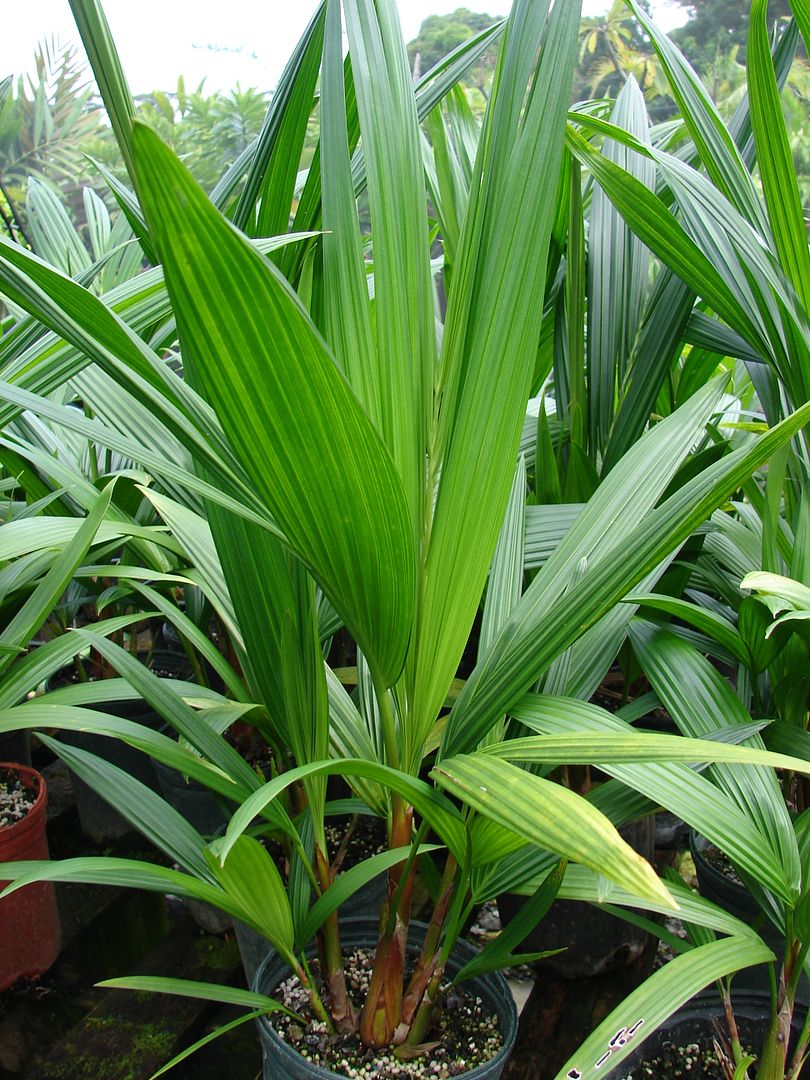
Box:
left=0, top=763, right=61, bottom=991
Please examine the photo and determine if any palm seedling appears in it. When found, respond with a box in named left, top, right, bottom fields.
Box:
left=1, top=0, right=810, bottom=1075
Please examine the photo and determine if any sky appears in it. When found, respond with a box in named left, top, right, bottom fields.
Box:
left=3, top=1, right=687, bottom=97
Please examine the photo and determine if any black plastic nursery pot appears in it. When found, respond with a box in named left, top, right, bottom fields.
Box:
left=498, top=817, right=656, bottom=978
left=62, top=698, right=164, bottom=843
left=253, top=917, right=518, bottom=1080
left=152, top=748, right=232, bottom=837
left=690, top=831, right=762, bottom=922
left=51, top=652, right=193, bottom=843
left=690, top=831, right=810, bottom=1002
left=615, top=990, right=809, bottom=1078
left=152, top=751, right=234, bottom=933
left=235, top=871, right=388, bottom=985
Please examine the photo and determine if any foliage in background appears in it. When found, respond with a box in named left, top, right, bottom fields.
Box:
left=90, top=79, right=271, bottom=194
left=0, top=39, right=103, bottom=246
left=406, top=7, right=500, bottom=92
left=696, top=43, right=810, bottom=203
left=574, top=0, right=667, bottom=105
left=0, top=46, right=277, bottom=251
left=671, top=0, right=795, bottom=72
left=4, top=0, right=807, bottom=253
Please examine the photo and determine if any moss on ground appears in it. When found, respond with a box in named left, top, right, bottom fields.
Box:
left=46, top=1020, right=174, bottom=1080
left=192, top=933, right=238, bottom=970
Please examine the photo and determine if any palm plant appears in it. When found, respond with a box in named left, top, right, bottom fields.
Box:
left=1, top=0, right=810, bottom=1075
left=532, top=3, right=810, bottom=1073
left=24, top=177, right=142, bottom=293
left=567, top=0, right=810, bottom=461
left=619, top=597, right=810, bottom=1079
left=504, top=597, right=810, bottom=1079
left=0, top=39, right=105, bottom=245
left=127, top=80, right=270, bottom=194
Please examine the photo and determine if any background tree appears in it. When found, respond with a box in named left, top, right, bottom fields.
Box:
left=1, top=39, right=272, bottom=253
left=0, top=38, right=103, bottom=244
left=694, top=39, right=810, bottom=203
left=406, top=8, right=499, bottom=93
left=670, top=0, right=794, bottom=73
left=574, top=0, right=660, bottom=101
left=121, top=79, right=269, bottom=193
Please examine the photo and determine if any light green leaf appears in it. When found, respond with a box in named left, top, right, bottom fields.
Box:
left=626, top=0, right=764, bottom=229
left=0, top=703, right=250, bottom=804
left=630, top=618, right=800, bottom=896
left=444, top=380, right=725, bottom=755
left=554, top=936, right=773, bottom=1080
left=0, top=482, right=114, bottom=674
left=206, top=836, right=296, bottom=968
left=484, top=728, right=810, bottom=775
left=298, top=843, right=441, bottom=947
left=97, top=975, right=296, bottom=1015
left=233, top=3, right=324, bottom=237
left=0, top=613, right=151, bottom=709
left=326, top=667, right=388, bottom=816
left=554, top=867, right=764, bottom=943
left=220, top=758, right=468, bottom=866
left=445, top=397, right=810, bottom=756
left=68, top=0, right=137, bottom=179
left=742, top=571, right=810, bottom=612
left=130, top=123, right=415, bottom=689
left=587, top=75, right=654, bottom=455
left=431, top=754, right=674, bottom=908
left=0, top=857, right=235, bottom=913
left=625, top=592, right=750, bottom=664
left=477, top=456, right=526, bottom=748
left=452, top=859, right=566, bottom=986
left=413, top=0, right=583, bottom=747
left=748, top=0, right=810, bottom=314
left=342, top=0, right=435, bottom=540
left=41, top=734, right=211, bottom=879
left=320, top=0, right=377, bottom=420
left=511, top=694, right=797, bottom=904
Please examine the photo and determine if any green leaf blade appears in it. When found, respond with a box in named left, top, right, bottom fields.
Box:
left=554, top=936, right=773, bottom=1080
left=130, top=123, right=416, bottom=688
left=748, top=0, right=810, bottom=314
left=432, top=754, right=673, bottom=907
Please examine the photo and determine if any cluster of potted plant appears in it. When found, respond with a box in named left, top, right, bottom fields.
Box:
left=0, top=0, right=808, bottom=1076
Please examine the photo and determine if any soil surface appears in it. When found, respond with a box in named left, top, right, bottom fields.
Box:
left=617, top=1035, right=753, bottom=1079
left=0, top=768, right=35, bottom=828
left=272, top=947, right=503, bottom=1078
left=326, top=814, right=387, bottom=872
left=701, top=842, right=744, bottom=886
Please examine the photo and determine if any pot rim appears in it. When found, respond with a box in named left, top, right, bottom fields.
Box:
left=0, top=761, right=47, bottom=841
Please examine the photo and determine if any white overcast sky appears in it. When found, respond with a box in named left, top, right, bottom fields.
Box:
left=4, top=1, right=687, bottom=96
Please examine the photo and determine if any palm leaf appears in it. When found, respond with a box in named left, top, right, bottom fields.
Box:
left=412, top=0, right=582, bottom=747
left=130, top=123, right=415, bottom=689
left=445, top=397, right=810, bottom=755
left=748, top=0, right=810, bottom=314
left=554, top=936, right=772, bottom=1080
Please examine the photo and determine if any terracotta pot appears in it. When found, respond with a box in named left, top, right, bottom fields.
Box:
left=0, top=763, right=61, bottom=991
